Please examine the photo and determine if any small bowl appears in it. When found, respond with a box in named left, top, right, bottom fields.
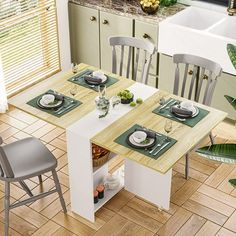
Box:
left=41, top=94, right=55, bottom=105
left=92, top=71, right=106, bottom=81
left=180, top=101, right=194, bottom=112
left=132, top=131, right=147, bottom=144
left=120, top=93, right=134, bottom=104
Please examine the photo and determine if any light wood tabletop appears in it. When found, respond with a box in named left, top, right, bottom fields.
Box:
left=91, top=90, right=227, bottom=174
left=8, top=63, right=134, bottom=129
left=9, top=63, right=227, bottom=173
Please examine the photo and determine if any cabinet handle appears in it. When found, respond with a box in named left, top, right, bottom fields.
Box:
left=188, top=70, right=193, bottom=75
left=90, top=16, right=96, bottom=21
left=143, top=33, right=150, bottom=39
left=102, top=19, right=109, bottom=24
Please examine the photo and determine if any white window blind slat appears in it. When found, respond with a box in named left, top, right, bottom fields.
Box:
left=0, top=0, right=61, bottom=96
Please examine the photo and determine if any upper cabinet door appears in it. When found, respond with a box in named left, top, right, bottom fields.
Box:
left=135, top=20, right=158, bottom=77
left=100, top=11, right=133, bottom=73
left=69, top=4, right=100, bottom=67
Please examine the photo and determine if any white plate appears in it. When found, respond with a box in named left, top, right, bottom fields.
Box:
left=172, top=105, right=199, bottom=118
left=38, top=98, right=63, bottom=108
left=128, top=133, right=156, bottom=148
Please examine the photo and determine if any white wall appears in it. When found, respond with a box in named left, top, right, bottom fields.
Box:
left=54, top=0, right=71, bottom=77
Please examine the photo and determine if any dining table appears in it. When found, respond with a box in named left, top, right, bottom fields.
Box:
left=8, top=63, right=227, bottom=222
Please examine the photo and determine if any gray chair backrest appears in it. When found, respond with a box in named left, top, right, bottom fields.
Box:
left=173, top=54, right=222, bottom=106
left=109, top=36, right=156, bottom=85
left=0, top=137, right=14, bottom=178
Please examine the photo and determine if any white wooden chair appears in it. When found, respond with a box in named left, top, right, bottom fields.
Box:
left=109, top=36, right=156, bottom=84
left=173, top=53, right=222, bottom=179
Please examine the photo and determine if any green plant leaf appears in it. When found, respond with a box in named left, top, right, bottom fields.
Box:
left=224, top=95, right=236, bottom=111
left=196, top=144, right=236, bottom=164
left=229, top=179, right=236, bottom=188
left=227, top=43, right=236, bottom=70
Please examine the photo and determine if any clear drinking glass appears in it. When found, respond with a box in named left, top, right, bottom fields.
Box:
left=70, top=85, right=78, bottom=97
left=164, top=120, right=172, bottom=141
left=72, top=63, right=78, bottom=74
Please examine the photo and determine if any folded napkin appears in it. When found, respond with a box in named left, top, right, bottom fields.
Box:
left=171, top=106, right=193, bottom=116
left=46, top=91, right=64, bottom=101
left=84, top=75, right=102, bottom=84
left=135, top=128, right=156, bottom=139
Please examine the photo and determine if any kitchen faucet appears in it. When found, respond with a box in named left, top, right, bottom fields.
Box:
left=228, top=0, right=236, bottom=15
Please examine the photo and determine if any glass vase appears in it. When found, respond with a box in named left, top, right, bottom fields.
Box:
left=95, top=85, right=110, bottom=118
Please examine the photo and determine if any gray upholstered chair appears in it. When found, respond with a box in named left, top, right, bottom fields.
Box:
left=0, top=136, right=67, bottom=236
left=109, top=36, right=156, bottom=85
left=173, top=54, right=222, bottom=179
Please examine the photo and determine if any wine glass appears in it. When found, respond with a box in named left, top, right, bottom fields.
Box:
left=164, top=120, right=172, bottom=141
left=72, top=63, right=78, bottom=74
left=70, top=85, right=78, bottom=97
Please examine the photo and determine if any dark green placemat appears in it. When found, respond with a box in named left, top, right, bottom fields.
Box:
left=68, top=69, right=119, bottom=91
left=27, top=90, right=82, bottom=117
left=152, top=98, right=209, bottom=127
left=114, top=124, right=177, bottom=160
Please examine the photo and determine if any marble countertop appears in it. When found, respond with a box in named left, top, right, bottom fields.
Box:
left=69, top=0, right=186, bottom=24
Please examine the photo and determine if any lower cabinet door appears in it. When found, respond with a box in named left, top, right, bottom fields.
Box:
left=100, top=11, right=133, bottom=74
left=69, top=3, right=100, bottom=67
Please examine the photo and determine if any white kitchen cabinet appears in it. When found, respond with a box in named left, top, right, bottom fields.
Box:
left=159, top=53, right=236, bottom=119
left=68, top=3, right=100, bottom=67
left=135, top=20, right=159, bottom=87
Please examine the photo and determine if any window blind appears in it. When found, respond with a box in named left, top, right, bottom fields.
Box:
left=0, top=0, right=61, bottom=96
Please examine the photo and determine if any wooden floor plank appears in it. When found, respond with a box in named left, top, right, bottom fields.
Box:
left=127, top=197, right=171, bottom=224
left=118, top=205, right=163, bottom=233
left=224, top=211, right=236, bottom=233
left=175, top=214, right=206, bottom=236
left=157, top=208, right=192, bottom=236
left=171, top=178, right=201, bottom=206
left=52, top=211, right=95, bottom=236
left=190, top=192, right=235, bottom=217
left=182, top=199, right=228, bottom=226
left=195, top=221, right=221, bottom=236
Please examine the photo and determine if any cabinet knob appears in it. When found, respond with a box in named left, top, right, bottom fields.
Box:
left=102, top=19, right=109, bottom=24
left=203, top=74, right=208, bottom=80
left=90, top=16, right=96, bottom=21
left=143, top=33, right=150, bottom=39
left=188, top=70, right=193, bottom=75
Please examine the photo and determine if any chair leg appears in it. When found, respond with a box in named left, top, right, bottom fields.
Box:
left=4, top=182, right=10, bottom=236
left=185, top=153, right=189, bottom=180
left=38, top=175, right=43, bottom=184
left=52, top=170, right=67, bottom=213
left=209, top=132, right=214, bottom=145
left=19, top=181, right=33, bottom=197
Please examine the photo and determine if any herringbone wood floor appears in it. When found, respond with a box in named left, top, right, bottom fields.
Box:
left=0, top=106, right=236, bottom=236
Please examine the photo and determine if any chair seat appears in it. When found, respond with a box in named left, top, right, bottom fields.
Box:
left=2, top=137, right=57, bottom=179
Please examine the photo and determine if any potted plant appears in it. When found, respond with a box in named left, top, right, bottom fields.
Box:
left=196, top=43, right=236, bottom=188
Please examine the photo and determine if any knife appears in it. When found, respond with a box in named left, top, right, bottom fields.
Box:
left=57, top=103, right=75, bottom=115
left=153, top=141, right=170, bottom=156
left=159, top=99, right=174, bottom=111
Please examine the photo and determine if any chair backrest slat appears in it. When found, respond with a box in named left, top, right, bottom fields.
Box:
left=126, top=46, right=132, bottom=78
left=181, top=63, right=189, bottom=97
left=134, top=48, right=140, bottom=81
left=109, top=36, right=156, bottom=84
left=195, top=67, right=206, bottom=102
left=173, top=54, right=222, bottom=106
left=119, top=45, right=125, bottom=76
